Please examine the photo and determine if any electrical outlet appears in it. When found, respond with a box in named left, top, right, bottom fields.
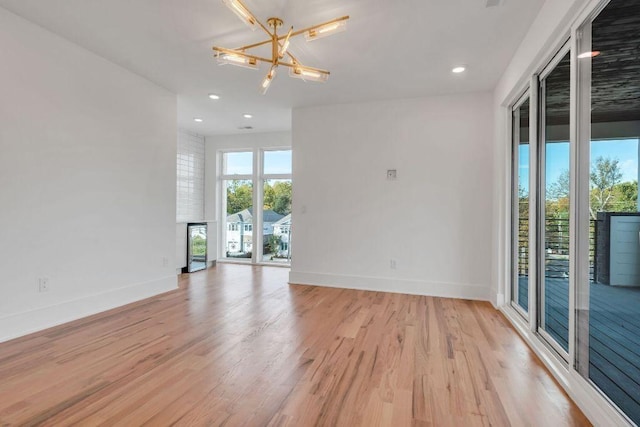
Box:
left=38, top=278, right=50, bottom=293
left=390, top=259, right=397, bottom=269
left=162, top=257, right=169, bottom=267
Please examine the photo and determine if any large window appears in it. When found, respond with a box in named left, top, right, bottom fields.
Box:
left=219, top=148, right=292, bottom=265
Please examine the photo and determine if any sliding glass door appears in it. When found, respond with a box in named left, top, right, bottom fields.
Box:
left=575, top=1, right=640, bottom=423
left=512, top=94, right=531, bottom=315
left=539, top=47, right=571, bottom=354
left=508, top=1, right=640, bottom=423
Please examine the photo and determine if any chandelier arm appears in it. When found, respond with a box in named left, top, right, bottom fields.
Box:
left=212, top=47, right=273, bottom=64
left=285, top=51, right=298, bottom=62
left=276, top=61, right=296, bottom=68
left=235, top=15, right=350, bottom=51
left=280, top=58, right=330, bottom=75
left=281, top=16, right=349, bottom=40
left=231, top=0, right=272, bottom=36
left=285, top=51, right=304, bottom=66
left=232, top=16, right=349, bottom=52
left=235, top=38, right=274, bottom=51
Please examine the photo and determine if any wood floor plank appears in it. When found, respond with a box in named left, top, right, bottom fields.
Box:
left=0, top=264, right=590, bottom=426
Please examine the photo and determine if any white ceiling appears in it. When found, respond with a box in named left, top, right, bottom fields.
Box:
left=0, top=0, right=544, bottom=136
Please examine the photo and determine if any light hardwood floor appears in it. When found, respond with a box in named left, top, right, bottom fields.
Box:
left=0, top=264, right=589, bottom=426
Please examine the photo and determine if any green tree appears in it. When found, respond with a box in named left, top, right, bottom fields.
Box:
left=267, top=235, right=281, bottom=257
left=518, top=184, right=529, bottom=225
left=547, top=169, right=570, bottom=220
left=549, top=169, right=570, bottom=201
left=589, top=156, right=622, bottom=219
left=263, top=181, right=292, bottom=215
left=263, top=184, right=276, bottom=210
left=227, top=180, right=253, bottom=214
left=611, top=181, right=638, bottom=212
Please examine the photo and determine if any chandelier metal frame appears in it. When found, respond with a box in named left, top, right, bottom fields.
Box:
left=213, top=0, right=349, bottom=93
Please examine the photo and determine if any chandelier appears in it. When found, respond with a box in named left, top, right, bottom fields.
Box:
left=213, top=0, right=349, bottom=94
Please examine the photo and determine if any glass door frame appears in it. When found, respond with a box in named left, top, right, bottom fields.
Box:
left=510, top=89, right=534, bottom=321
left=536, top=41, right=572, bottom=361
left=573, top=0, right=616, bottom=379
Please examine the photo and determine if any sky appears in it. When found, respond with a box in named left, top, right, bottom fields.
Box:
left=518, top=138, right=639, bottom=193
left=225, top=150, right=292, bottom=175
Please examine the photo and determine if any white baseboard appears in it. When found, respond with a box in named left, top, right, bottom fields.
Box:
left=289, top=271, right=490, bottom=301
left=491, top=291, right=505, bottom=308
left=0, top=275, right=178, bottom=343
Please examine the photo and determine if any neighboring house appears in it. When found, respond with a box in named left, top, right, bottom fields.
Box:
left=226, top=208, right=284, bottom=254
left=273, top=214, right=291, bottom=257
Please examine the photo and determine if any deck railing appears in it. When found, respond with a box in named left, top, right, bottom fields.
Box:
left=517, top=217, right=596, bottom=280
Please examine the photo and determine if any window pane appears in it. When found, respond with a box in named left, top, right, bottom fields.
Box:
left=264, top=150, right=292, bottom=175
left=576, top=1, right=640, bottom=423
left=541, top=50, right=571, bottom=353
left=224, top=180, right=253, bottom=259
left=512, top=98, right=530, bottom=314
left=262, top=179, right=292, bottom=264
left=223, top=152, right=253, bottom=175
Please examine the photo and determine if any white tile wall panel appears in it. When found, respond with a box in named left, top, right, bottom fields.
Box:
left=176, top=129, right=205, bottom=222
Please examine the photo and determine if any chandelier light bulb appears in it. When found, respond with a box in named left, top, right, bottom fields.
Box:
left=260, top=68, right=277, bottom=95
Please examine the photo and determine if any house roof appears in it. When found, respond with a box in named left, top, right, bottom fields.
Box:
left=274, top=214, right=291, bottom=226
left=226, top=208, right=251, bottom=223
left=227, top=208, right=284, bottom=224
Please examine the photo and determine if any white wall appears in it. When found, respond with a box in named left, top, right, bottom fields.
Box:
left=0, top=7, right=178, bottom=342
left=290, top=94, right=493, bottom=300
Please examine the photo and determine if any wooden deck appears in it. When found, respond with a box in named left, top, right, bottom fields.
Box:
left=517, top=276, right=640, bottom=424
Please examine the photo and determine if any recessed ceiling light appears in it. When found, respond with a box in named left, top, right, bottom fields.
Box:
left=208, top=94, right=220, bottom=100
left=452, top=66, right=466, bottom=74
left=578, top=51, right=600, bottom=59
left=194, top=117, right=203, bottom=122
left=243, top=114, right=253, bottom=119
